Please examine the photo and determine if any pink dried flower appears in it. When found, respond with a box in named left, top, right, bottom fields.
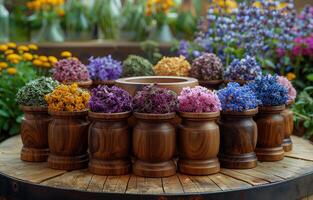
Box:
left=178, top=86, right=221, bottom=113
left=277, top=76, right=297, bottom=101
left=53, top=58, right=90, bottom=83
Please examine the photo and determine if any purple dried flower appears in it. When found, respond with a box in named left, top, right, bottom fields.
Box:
left=89, top=85, right=132, bottom=113
left=133, top=85, right=178, bottom=114
left=190, top=53, right=224, bottom=81
left=178, top=86, right=221, bottom=113
left=88, top=56, right=122, bottom=81
left=53, top=58, right=90, bottom=83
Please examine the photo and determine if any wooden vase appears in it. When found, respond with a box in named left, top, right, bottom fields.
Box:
left=88, top=111, right=131, bottom=175
left=132, top=112, right=177, bottom=178
left=20, top=106, right=50, bottom=162
left=198, top=80, right=223, bottom=90
left=255, top=105, right=285, bottom=162
left=48, top=110, right=89, bottom=170
left=219, top=108, right=258, bottom=169
left=281, top=101, right=294, bottom=152
left=178, top=112, right=220, bottom=175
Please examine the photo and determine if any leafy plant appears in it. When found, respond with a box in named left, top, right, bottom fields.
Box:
left=122, top=55, right=154, bottom=77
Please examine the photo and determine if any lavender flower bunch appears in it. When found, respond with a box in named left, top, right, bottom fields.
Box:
left=190, top=53, right=224, bottom=81
left=88, top=56, right=122, bottom=81
left=224, top=55, right=262, bottom=81
left=53, top=59, right=90, bottom=83
left=133, top=85, right=178, bottom=114
left=89, top=85, right=132, bottom=113
left=248, top=75, right=288, bottom=106
left=217, top=82, right=259, bottom=112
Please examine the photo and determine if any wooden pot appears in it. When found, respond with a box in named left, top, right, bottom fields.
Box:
left=218, top=108, right=258, bottom=169
left=281, top=101, right=294, bottom=152
left=48, top=110, right=89, bottom=170
left=255, top=105, right=285, bottom=162
left=88, top=111, right=131, bottom=175
left=198, top=80, right=224, bottom=90
left=178, top=112, right=220, bottom=175
left=20, top=106, right=50, bottom=162
left=132, top=112, right=177, bottom=178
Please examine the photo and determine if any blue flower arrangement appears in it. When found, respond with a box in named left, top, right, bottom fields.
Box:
left=88, top=55, right=122, bottom=81
left=217, top=82, right=259, bottom=112
left=224, top=55, right=262, bottom=81
left=247, top=75, right=288, bottom=106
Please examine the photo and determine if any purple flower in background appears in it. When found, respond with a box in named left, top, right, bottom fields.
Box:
left=88, top=55, right=122, bottom=81
left=89, top=85, right=132, bottom=113
left=177, top=40, right=190, bottom=59
left=53, top=58, right=90, bottom=82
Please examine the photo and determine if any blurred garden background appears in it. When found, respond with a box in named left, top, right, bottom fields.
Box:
left=0, top=0, right=313, bottom=141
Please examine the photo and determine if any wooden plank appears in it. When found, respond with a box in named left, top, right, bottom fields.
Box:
left=232, top=168, right=283, bottom=183
left=258, top=161, right=303, bottom=175
left=125, top=175, right=137, bottom=194
left=114, top=175, right=131, bottom=193
left=87, top=175, right=107, bottom=192
left=177, top=173, right=199, bottom=193
left=142, top=178, right=163, bottom=194
left=162, top=175, right=184, bottom=194
left=188, top=176, right=222, bottom=192
left=253, top=164, right=297, bottom=179
left=102, top=175, right=130, bottom=193
left=209, top=173, right=252, bottom=191
left=220, top=169, right=269, bottom=186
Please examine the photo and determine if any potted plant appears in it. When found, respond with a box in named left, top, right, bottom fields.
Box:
left=16, top=77, right=59, bottom=162
left=248, top=75, right=289, bottom=161
left=88, top=85, right=132, bottom=175
left=88, top=55, right=122, bottom=88
left=224, top=55, right=262, bottom=85
left=177, top=86, right=221, bottom=175
left=189, top=53, right=224, bottom=89
left=45, top=83, right=90, bottom=170
left=277, top=76, right=297, bottom=152
left=132, top=85, right=178, bottom=177
left=153, top=56, right=190, bottom=77
left=52, top=58, right=92, bottom=89
left=217, top=82, right=259, bottom=169
left=122, top=55, right=154, bottom=77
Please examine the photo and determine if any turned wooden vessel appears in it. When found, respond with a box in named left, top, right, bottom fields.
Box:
left=219, top=108, right=258, bottom=169
left=281, top=101, right=294, bottom=152
left=20, top=106, right=50, bottom=162
left=132, top=112, right=176, bottom=178
left=88, top=111, right=131, bottom=175
left=198, top=80, right=224, bottom=90
left=178, top=112, right=220, bottom=175
left=255, top=105, right=285, bottom=162
left=91, top=80, right=115, bottom=88
left=48, top=110, right=89, bottom=170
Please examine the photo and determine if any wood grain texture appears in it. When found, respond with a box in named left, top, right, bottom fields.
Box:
left=255, top=106, right=285, bottom=161
left=178, top=112, right=220, bottom=175
left=20, top=106, right=51, bottom=162
left=281, top=102, right=294, bottom=152
left=132, top=113, right=177, bottom=178
left=88, top=112, right=131, bottom=175
left=219, top=109, right=258, bottom=169
left=48, top=111, right=89, bottom=170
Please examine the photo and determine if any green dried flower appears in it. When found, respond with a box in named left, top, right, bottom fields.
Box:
left=122, top=55, right=154, bottom=77
left=16, top=77, right=59, bottom=106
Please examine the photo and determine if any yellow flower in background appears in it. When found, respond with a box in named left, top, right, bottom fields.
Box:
left=28, top=44, right=38, bottom=51
left=4, top=50, right=14, bottom=55
left=42, top=62, right=51, bottom=68
left=7, top=67, right=17, bottom=75
left=61, top=51, right=72, bottom=58
left=211, top=0, right=238, bottom=14
left=17, top=45, right=29, bottom=52
left=23, top=53, right=33, bottom=61
left=57, top=8, right=65, bottom=17
left=7, top=54, right=21, bottom=61
left=0, top=45, right=8, bottom=51
left=252, top=1, right=262, bottom=8
left=11, top=60, right=20, bottom=64
left=286, top=72, right=296, bottom=81
left=48, top=56, right=58, bottom=65
left=0, top=62, right=8, bottom=68
left=6, top=42, right=16, bottom=49
left=39, top=55, right=48, bottom=62
left=33, top=59, right=43, bottom=66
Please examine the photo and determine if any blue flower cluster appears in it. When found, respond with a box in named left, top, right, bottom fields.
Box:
left=217, top=82, right=259, bottom=112
left=178, top=40, right=190, bottom=59
left=224, top=55, right=262, bottom=81
left=247, top=75, right=288, bottom=106
left=88, top=55, right=122, bottom=81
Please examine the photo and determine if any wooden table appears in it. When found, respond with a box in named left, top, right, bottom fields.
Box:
left=0, top=135, right=313, bottom=200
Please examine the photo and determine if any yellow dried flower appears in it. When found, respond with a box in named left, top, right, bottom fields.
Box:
left=23, top=53, right=33, bottom=61
left=7, top=54, right=21, bottom=61
left=28, top=44, right=38, bottom=51
left=286, top=72, right=296, bottom=81
left=33, top=59, right=43, bottom=66
left=7, top=67, right=17, bottom=75
left=153, top=56, right=190, bottom=77
left=48, top=56, right=58, bottom=64
left=17, top=45, right=29, bottom=52
left=39, top=55, right=48, bottom=62
left=61, top=51, right=72, bottom=58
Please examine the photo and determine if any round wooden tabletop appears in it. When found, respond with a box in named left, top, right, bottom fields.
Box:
left=0, top=135, right=313, bottom=200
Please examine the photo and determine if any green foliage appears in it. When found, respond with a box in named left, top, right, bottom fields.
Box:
left=122, top=55, right=154, bottom=77
left=140, top=40, right=162, bottom=65
left=292, top=86, right=313, bottom=139
left=16, top=77, right=59, bottom=106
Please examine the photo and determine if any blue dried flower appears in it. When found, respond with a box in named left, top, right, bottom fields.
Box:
left=247, top=75, right=288, bottom=106
left=224, top=55, right=262, bottom=81
left=217, top=82, right=259, bottom=112
left=88, top=55, right=122, bottom=81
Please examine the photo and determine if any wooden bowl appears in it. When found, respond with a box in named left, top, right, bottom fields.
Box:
left=115, top=76, right=198, bottom=96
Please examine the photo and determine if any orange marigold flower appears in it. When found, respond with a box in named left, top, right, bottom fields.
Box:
left=7, top=67, right=17, bottom=75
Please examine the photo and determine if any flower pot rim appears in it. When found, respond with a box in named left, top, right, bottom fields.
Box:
left=21, top=105, right=48, bottom=112
left=179, top=111, right=220, bottom=119
left=116, top=76, right=198, bottom=86
left=259, top=105, right=285, bottom=113
left=221, top=108, right=258, bottom=116
left=88, top=111, right=131, bottom=119
left=134, top=112, right=176, bottom=120
left=49, top=109, right=89, bottom=116
left=63, top=79, right=92, bottom=86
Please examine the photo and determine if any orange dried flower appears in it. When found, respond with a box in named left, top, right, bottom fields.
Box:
left=153, top=56, right=190, bottom=77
